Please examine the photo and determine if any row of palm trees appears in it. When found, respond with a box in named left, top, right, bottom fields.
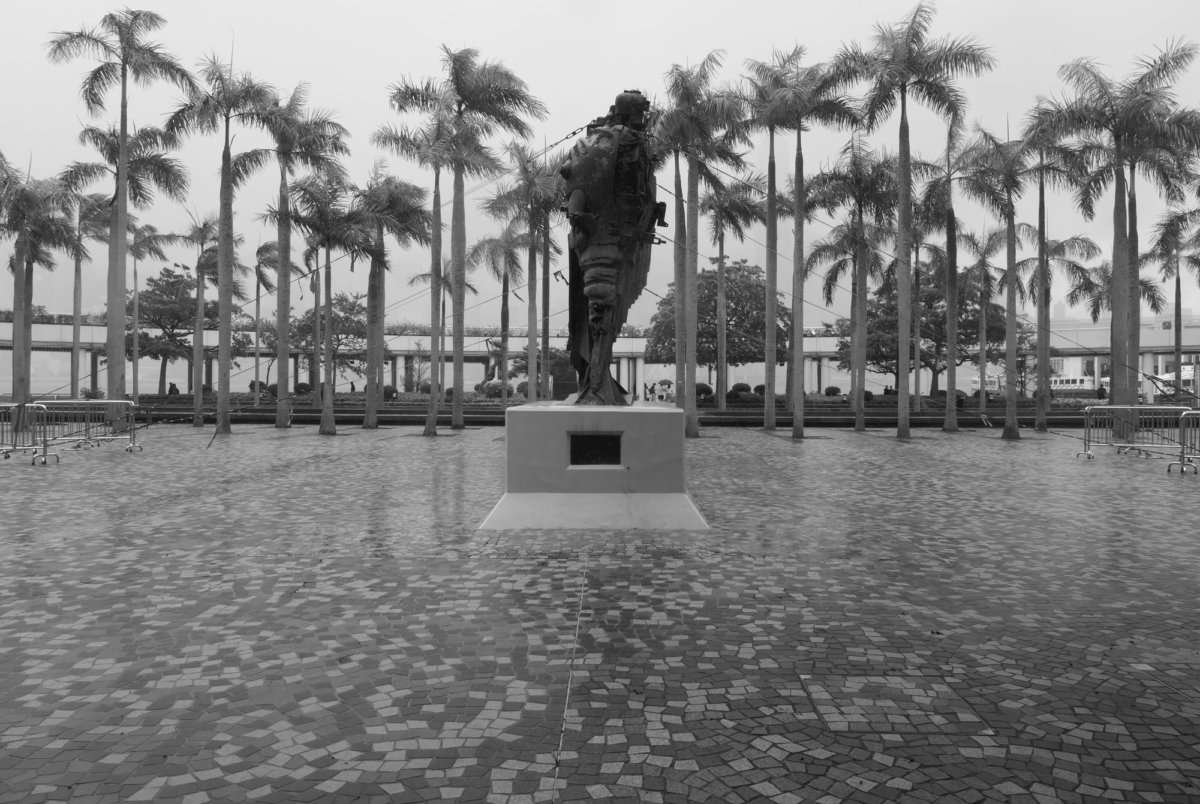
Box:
left=655, top=3, right=1200, bottom=441
left=7, top=5, right=1200, bottom=443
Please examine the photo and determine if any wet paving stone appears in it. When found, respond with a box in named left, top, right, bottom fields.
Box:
left=1, top=423, right=1199, bottom=801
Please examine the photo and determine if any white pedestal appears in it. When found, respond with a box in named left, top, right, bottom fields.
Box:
left=479, top=402, right=708, bottom=530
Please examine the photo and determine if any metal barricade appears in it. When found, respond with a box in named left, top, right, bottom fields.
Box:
left=32, top=399, right=141, bottom=453
left=1, top=403, right=57, bottom=464
left=1167, top=410, right=1200, bottom=474
left=1077, top=405, right=1192, bottom=459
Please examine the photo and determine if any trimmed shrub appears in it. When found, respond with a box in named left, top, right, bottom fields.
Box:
left=824, top=386, right=841, bottom=396
left=383, top=385, right=398, bottom=401
left=731, top=382, right=751, bottom=393
left=294, top=382, right=312, bottom=395
left=695, top=382, right=713, bottom=400
left=82, top=387, right=106, bottom=399
left=418, top=381, right=432, bottom=394
left=517, top=381, right=528, bottom=395
left=862, top=390, right=874, bottom=402
left=481, top=379, right=512, bottom=398
left=266, top=383, right=278, bottom=398
left=738, top=391, right=764, bottom=404
left=753, top=384, right=765, bottom=396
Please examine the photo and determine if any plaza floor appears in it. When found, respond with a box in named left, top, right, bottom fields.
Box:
left=1, top=421, right=1198, bottom=803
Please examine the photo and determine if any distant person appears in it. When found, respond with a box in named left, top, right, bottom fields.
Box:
left=167, top=382, right=179, bottom=395
left=350, top=381, right=356, bottom=393
left=1097, top=385, right=1107, bottom=400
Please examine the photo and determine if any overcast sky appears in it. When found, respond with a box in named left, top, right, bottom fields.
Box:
left=4, top=0, right=1199, bottom=335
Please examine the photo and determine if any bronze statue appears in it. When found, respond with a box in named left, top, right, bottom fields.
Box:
left=560, top=90, right=666, bottom=405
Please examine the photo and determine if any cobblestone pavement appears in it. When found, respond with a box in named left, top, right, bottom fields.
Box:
left=1, top=422, right=1198, bottom=803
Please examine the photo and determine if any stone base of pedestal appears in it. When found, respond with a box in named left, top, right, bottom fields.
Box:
left=478, top=402, right=709, bottom=531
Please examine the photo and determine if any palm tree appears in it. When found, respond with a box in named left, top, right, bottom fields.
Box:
left=374, top=111, right=457, bottom=436
left=47, top=9, right=195, bottom=401
left=407, top=259, right=480, bottom=402
left=483, top=141, right=561, bottom=401
left=700, top=179, right=766, bottom=410
left=960, top=128, right=1035, bottom=439
left=1018, top=234, right=1100, bottom=403
left=167, top=55, right=273, bottom=435
left=245, top=84, right=350, bottom=428
left=1067, top=260, right=1166, bottom=326
left=250, top=242, right=282, bottom=402
left=3, top=176, right=74, bottom=407
left=836, top=1, right=994, bottom=437
left=807, top=134, right=898, bottom=431
left=1037, top=42, right=1198, bottom=404
left=468, top=223, right=524, bottom=400
left=958, top=227, right=1005, bottom=418
left=356, top=169, right=431, bottom=427
left=178, top=213, right=218, bottom=425
left=747, top=50, right=856, bottom=436
left=63, top=192, right=110, bottom=397
left=660, top=51, right=747, bottom=436
left=385, top=47, right=544, bottom=428
left=1145, top=207, right=1200, bottom=399
left=128, top=222, right=180, bottom=403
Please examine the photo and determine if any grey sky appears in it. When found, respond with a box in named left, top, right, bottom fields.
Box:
left=4, top=0, right=1199, bottom=334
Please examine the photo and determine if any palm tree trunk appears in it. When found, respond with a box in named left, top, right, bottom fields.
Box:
left=1126, top=164, right=1141, bottom=403
left=1109, top=141, right=1130, bottom=405
left=526, top=202, right=537, bottom=403
left=18, top=257, right=35, bottom=405
left=1174, top=270, right=1183, bottom=400
left=716, top=233, right=728, bottom=412
left=501, top=274, right=511, bottom=401
left=275, top=164, right=292, bottom=428
left=423, top=169, right=443, bottom=436
left=853, top=208, right=867, bottom=432
left=451, top=166, right=466, bottom=428
left=684, top=154, right=701, bottom=436
left=254, top=278, right=262, bottom=406
left=132, top=262, right=140, bottom=405
left=1002, top=201, right=1020, bottom=440
left=11, top=236, right=26, bottom=404
left=912, top=247, right=921, bottom=412
left=158, top=355, right=168, bottom=395
left=895, top=88, right=913, bottom=438
left=978, top=292, right=988, bottom=417
left=1035, top=167, right=1050, bottom=431
left=215, top=118, right=235, bottom=435
left=311, top=269, right=321, bottom=392
left=672, top=151, right=686, bottom=407
left=764, top=126, right=778, bottom=430
left=540, top=220, right=551, bottom=398
left=71, top=225, right=83, bottom=399
left=364, top=224, right=384, bottom=428
left=107, top=63, right=130, bottom=401
left=320, top=248, right=336, bottom=435
left=943, top=146, right=959, bottom=433
left=791, top=127, right=806, bottom=439
left=192, top=262, right=205, bottom=426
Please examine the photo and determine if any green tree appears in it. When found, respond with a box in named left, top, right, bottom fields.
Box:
left=178, top=213, right=218, bottom=423
left=659, top=50, right=747, bottom=436
left=700, top=178, right=766, bottom=409
left=807, top=134, right=897, bottom=430
left=385, top=47, right=544, bottom=429
left=63, top=192, right=110, bottom=397
left=467, top=222, right=524, bottom=401
left=1145, top=207, right=1200, bottom=399
left=3, top=176, right=73, bottom=406
left=167, top=55, right=273, bottom=434
left=128, top=222, right=181, bottom=402
left=960, top=128, right=1035, bottom=439
left=128, top=265, right=211, bottom=394
left=1065, top=260, right=1166, bottom=324
left=244, top=84, right=349, bottom=427
left=250, top=242, right=283, bottom=400
left=356, top=170, right=431, bottom=427
left=644, top=259, right=790, bottom=375
left=1036, top=42, right=1198, bottom=404
left=48, top=9, right=195, bottom=401
left=290, top=293, right=368, bottom=385
left=836, top=1, right=994, bottom=437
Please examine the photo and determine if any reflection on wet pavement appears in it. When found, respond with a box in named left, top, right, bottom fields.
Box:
left=1, top=423, right=1198, bottom=802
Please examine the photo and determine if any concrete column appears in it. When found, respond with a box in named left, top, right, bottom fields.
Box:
left=90, top=350, right=99, bottom=395
left=293, top=354, right=300, bottom=387
left=403, top=355, right=414, bottom=392
left=204, top=356, right=213, bottom=391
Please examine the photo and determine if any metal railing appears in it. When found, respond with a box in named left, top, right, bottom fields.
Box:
left=1, top=403, right=56, bottom=464
left=32, top=399, right=141, bottom=453
left=1076, top=405, right=1193, bottom=459
left=1167, top=410, right=1200, bottom=474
